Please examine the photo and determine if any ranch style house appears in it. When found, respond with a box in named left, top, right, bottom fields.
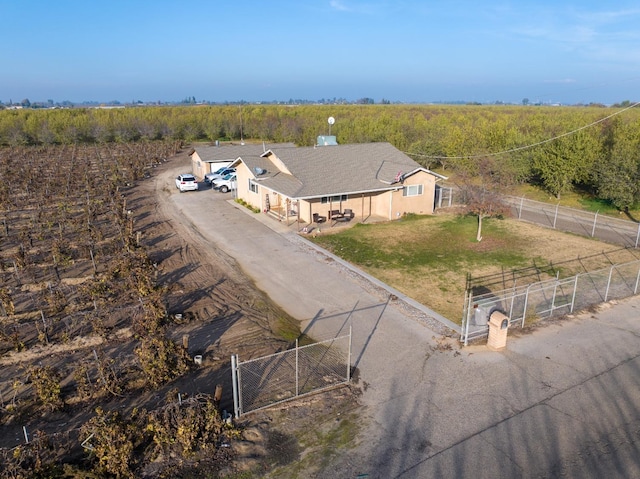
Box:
left=190, top=139, right=447, bottom=226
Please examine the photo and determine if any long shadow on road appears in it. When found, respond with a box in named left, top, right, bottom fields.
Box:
left=300, top=299, right=391, bottom=371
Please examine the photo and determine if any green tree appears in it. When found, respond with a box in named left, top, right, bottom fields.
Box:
left=459, top=157, right=511, bottom=241
left=533, top=129, right=601, bottom=198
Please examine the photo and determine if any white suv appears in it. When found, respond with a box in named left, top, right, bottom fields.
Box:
left=175, top=174, right=198, bottom=192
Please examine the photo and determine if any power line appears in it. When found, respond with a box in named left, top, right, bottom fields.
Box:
left=406, top=101, right=640, bottom=160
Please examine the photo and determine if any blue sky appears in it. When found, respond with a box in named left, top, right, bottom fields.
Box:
left=1, top=0, right=639, bottom=104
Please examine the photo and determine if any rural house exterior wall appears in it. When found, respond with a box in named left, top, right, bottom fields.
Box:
left=235, top=162, right=262, bottom=209
left=232, top=173, right=437, bottom=223
left=388, top=170, right=438, bottom=217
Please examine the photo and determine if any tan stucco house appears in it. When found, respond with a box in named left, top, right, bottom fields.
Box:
left=230, top=142, right=447, bottom=225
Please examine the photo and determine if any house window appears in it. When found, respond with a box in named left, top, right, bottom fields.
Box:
left=321, top=195, right=348, bottom=204
left=403, top=184, right=423, bottom=197
left=249, top=180, right=258, bottom=193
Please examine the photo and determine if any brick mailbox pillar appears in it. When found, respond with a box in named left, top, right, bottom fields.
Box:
left=487, top=310, right=509, bottom=351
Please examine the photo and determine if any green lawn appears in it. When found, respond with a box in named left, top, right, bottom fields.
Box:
left=315, top=214, right=530, bottom=271
left=310, top=213, right=630, bottom=323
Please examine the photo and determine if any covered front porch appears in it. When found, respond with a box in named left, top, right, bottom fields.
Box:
left=264, top=202, right=388, bottom=234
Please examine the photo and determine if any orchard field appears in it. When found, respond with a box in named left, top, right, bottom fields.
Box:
left=0, top=141, right=304, bottom=477
left=2, top=102, right=640, bottom=209
left=0, top=141, right=181, bottom=355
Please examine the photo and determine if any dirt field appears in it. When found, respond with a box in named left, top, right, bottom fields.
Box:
left=120, top=151, right=367, bottom=476
left=0, top=146, right=363, bottom=477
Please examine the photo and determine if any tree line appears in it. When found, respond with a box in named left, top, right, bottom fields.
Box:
left=2, top=104, right=640, bottom=208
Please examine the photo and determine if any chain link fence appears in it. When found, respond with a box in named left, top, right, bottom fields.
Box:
left=461, top=259, right=640, bottom=344
left=435, top=185, right=640, bottom=249
left=435, top=185, right=464, bottom=209
left=231, top=330, right=351, bottom=417
left=504, top=195, right=640, bottom=248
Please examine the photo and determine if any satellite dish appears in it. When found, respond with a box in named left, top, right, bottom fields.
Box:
left=328, top=116, right=335, bottom=135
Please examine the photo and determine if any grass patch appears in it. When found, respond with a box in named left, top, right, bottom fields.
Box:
left=266, top=410, right=361, bottom=479
left=274, top=315, right=302, bottom=342
left=576, top=196, right=620, bottom=215
left=309, top=212, right=626, bottom=323
left=312, top=413, right=359, bottom=471
left=314, top=215, right=529, bottom=272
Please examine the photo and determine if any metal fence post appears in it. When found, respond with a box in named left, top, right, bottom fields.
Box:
left=461, top=287, right=469, bottom=331
left=635, top=263, right=640, bottom=294
left=519, top=196, right=524, bottom=219
left=553, top=203, right=559, bottom=228
left=636, top=223, right=640, bottom=248
left=509, top=285, right=516, bottom=319
left=550, top=271, right=559, bottom=317
left=448, top=187, right=453, bottom=207
left=463, top=294, right=473, bottom=346
left=295, top=338, right=299, bottom=396
left=604, top=265, right=614, bottom=302
left=231, top=354, right=240, bottom=418
left=570, top=274, right=579, bottom=313
left=592, top=211, right=598, bottom=237
left=522, top=283, right=534, bottom=327
left=347, top=324, right=352, bottom=382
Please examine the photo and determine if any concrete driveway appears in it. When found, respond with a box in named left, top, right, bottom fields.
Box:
left=165, top=170, right=640, bottom=478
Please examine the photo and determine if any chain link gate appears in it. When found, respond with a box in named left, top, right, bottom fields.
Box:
left=231, top=329, right=352, bottom=417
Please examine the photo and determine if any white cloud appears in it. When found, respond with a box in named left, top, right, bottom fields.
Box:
left=330, top=1, right=350, bottom=12
left=328, top=0, right=380, bottom=15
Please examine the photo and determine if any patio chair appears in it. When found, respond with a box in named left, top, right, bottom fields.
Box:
left=313, top=212, right=326, bottom=223
left=343, top=208, right=354, bottom=220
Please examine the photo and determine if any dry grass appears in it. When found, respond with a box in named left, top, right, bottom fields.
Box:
left=312, top=213, right=636, bottom=322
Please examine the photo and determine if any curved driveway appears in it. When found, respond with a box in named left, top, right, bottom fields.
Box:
left=163, top=167, right=640, bottom=479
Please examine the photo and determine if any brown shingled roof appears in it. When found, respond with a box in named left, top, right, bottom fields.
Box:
left=234, top=142, right=446, bottom=199
left=266, top=143, right=434, bottom=198
left=192, top=142, right=295, bottom=162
